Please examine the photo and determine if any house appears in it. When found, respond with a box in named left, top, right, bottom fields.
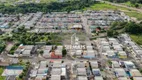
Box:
left=83, top=50, right=96, bottom=59
left=51, top=75, right=61, bottom=80
left=94, top=76, right=104, bottom=80
left=22, top=50, right=31, bottom=57
left=75, top=50, right=82, bottom=57
left=77, top=68, right=86, bottom=76
left=77, top=62, right=85, bottom=68
left=55, top=50, right=62, bottom=56
left=92, top=69, right=101, bottom=76
left=45, top=45, right=52, bottom=50
left=123, top=61, right=136, bottom=69
left=118, top=51, right=127, bottom=59
left=102, top=46, right=110, bottom=52
left=51, top=68, right=61, bottom=75
left=77, top=76, right=88, bottom=80
left=129, top=69, right=142, bottom=77
left=133, top=77, right=142, bottom=80
left=106, top=50, right=116, bottom=58
left=43, top=50, right=50, bottom=58
left=35, top=75, right=46, bottom=80
left=61, top=68, right=67, bottom=79
left=30, top=70, right=37, bottom=77
left=90, top=61, right=98, bottom=68
left=0, top=23, right=9, bottom=29
left=114, top=68, right=127, bottom=77
left=52, top=62, right=62, bottom=68
left=39, top=61, right=47, bottom=68
left=37, top=68, right=48, bottom=76
left=118, top=77, right=130, bottom=80
left=111, top=61, right=120, bottom=68
left=113, top=45, right=123, bottom=51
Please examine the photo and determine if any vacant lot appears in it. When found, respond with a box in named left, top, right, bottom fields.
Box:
left=130, top=34, right=142, bottom=45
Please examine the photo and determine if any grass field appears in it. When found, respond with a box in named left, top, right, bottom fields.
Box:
left=84, top=2, right=142, bottom=20
left=0, top=67, right=5, bottom=80
left=84, top=2, right=130, bottom=11
left=130, top=34, right=142, bottom=45
left=122, top=1, right=142, bottom=8
left=125, top=11, right=142, bottom=20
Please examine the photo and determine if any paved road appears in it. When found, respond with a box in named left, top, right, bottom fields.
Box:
left=81, top=15, right=91, bottom=36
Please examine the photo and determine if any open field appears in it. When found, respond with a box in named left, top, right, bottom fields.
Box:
left=125, top=11, right=142, bottom=20
left=121, top=1, right=142, bottom=8
left=0, top=67, right=5, bottom=80
left=84, top=2, right=142, bottom=20
left=130, top=34, right=142, bottom=45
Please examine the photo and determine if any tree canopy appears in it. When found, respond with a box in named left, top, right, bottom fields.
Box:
left=0, top=0, right=96, bottom=14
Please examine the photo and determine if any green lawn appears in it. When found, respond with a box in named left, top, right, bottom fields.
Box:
left=130, top=34, right=142, bottom=45
left=122, top=1, right=142, bottom=8
left=125, top=11, right=142, bottom=20
left=84, top=2, right=129, bottom=11
left=0, top=67, right=6, bottom=80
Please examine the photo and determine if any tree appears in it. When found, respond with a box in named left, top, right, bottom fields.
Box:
left=62, top=47, right=67, bottom=57
left=107, top=30, right=114, bottom=37
left=39, top=50, right=44, bottom=55
left=135, top=4, right=139, bottom=8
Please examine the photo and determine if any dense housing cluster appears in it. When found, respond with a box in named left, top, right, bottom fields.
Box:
left=0, top=10, right=141, bottom=80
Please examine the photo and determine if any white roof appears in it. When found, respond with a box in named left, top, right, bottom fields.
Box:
left=86, top=46, right=93, bottom=50
left=57, top=46, right=63, bottom=50
left=40, top=61, right=47, bottom=68
left=76, top=50, right=82, bottom=56
left=51, top=68, right=61, bottom=75
left=118, top=51, right=127, bottom=56
left=108, top=38, right=116, bottom=41
left=77, top=68, right=86, bottom=76
left=130, top=69, right=142, bottom=77
left=24, top=45, right=34, bottom=50
left=90, top=61, right=98, bottom=68
left=45, top=46, right=52, bottom=50
left=107, top=50, right=115, bottom=56
left=22, top=50, right=31, bottom=55
left=77, top=76, right=88, bottom=80
left=95, top=76, right=104, bottom=80
left=124, top=61, right=134, bottom=65
left=118, top=77, right=130, bottom=80
left=111, top=61, right=120, bottom=68
left=133, top=77, right=142, bottom=80
left=52, top=63, right=61, bottom=68
left=114, top=68, right=127, bottom=77
left=51, top=75, right=61, bottom=80
left=72, top=24, right=82, bottom=28
left=30, top=70, right=37, bottom=77
left=61, top=68, right=66, bottom=76
left=37, top=68, right=48, bottom=75
left=55, top=50, right=62, bottom=55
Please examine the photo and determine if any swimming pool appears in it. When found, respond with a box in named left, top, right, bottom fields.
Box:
left=6, top=66, right=23, bottom=70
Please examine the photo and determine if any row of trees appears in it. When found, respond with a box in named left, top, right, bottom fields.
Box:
left=0, top=0, right=96, bottom=14
left=105, top=0, right=142, bottom=4
left=105, top=0, right=142, bottom=8
left=107, top=21, right=142, bottom=37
